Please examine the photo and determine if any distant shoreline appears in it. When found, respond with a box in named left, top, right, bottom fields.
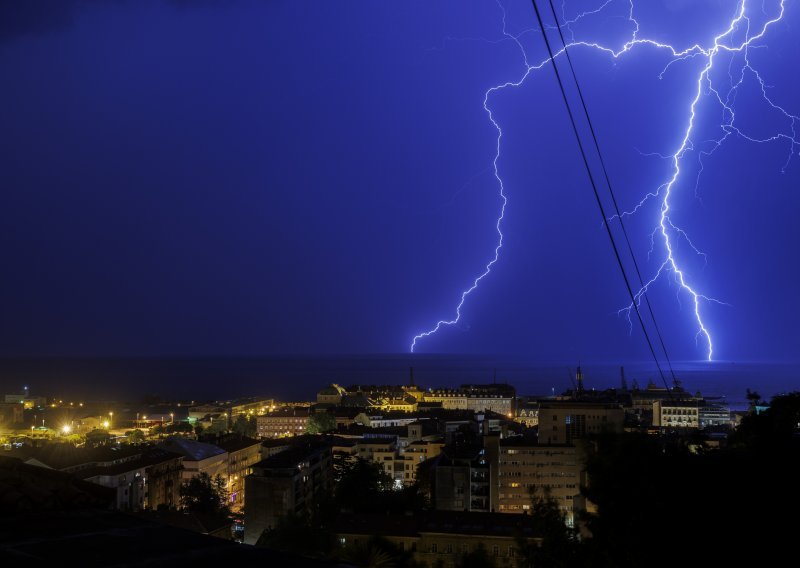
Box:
left=0, top=356, right=796, bottom=409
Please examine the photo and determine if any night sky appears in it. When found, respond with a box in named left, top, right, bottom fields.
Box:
left=1, top=0, right=798, bottom=362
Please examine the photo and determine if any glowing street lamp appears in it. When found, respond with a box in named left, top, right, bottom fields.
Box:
left=61, top=424, right=72, bottom=435
left=102, top=420, right=110, bottom=429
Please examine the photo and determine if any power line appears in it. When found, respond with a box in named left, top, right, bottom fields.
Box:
left=542, top=0, right=679, bottom=389
left=528, top=0, right=670, bottom=391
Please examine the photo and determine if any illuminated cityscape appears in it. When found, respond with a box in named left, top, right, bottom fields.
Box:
left=1, top=1, right=799, bottom=566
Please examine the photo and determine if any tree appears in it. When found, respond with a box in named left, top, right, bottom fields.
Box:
left=514, top=487, right=578, bottom=568
left=85, top=429, right=111, bottom=447
left=745, top=388, right=764, bottom=409
left=256, top=512, right=332, bottom=558
left=205, top=418, right=229, bottom=435
left=125, top=429, right=146, bottom=444
left=339, top=535, right=417, bottom=568
left=180, top=472, right=229, bottom=516
left=307, top=412, right=336, bottom=435
left=335, top=458, right=393, bottom=513
left=232, top=414, right=257, bottom=437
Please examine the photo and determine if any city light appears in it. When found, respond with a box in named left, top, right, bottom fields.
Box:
left=102, top=420, right=110, bottom=429
left=61, top=424, right=72, bottom=434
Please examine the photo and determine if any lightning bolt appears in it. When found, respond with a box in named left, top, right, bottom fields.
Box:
left=411, top=0, right=798, bottom=358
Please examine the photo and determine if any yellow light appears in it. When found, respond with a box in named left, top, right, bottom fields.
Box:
left=62, top=425, right=72, bottom=434
left=102, top=420, right=110, bottom=429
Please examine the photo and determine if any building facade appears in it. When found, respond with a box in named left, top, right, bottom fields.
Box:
left=244, top=440, right=334, bottom=544
left=423, top=384, right=515, bottom=416
left=537, top=401, right=624, bottom=445
left=485, top=435, right=585, bottom=527
left=335, top=511, right=541, bottom=568
left=434, top=447, right=490, bottom=513
left=256, top=407, right=310, bottom=438
left=653, top=400, right=701, bottom=428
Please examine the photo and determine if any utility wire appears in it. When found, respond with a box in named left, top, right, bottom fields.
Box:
left=528, top=0, right=671, bottom=391
left=543, top=0, right=679, bottom=390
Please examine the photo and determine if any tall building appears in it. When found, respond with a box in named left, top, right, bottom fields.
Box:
left=244, top=439, right=333, bottom=545
left=212, top=435, right=262, bottom=512
left=158, top=437, right=228, bottom=481
left=537, top=401, right=624, bottom=445
left=434, top=446, right=490, bottom=512
left=17, top=446, right=183, bottom=512
left=81, top=449, right=183, bottom=511
left=484, top=434, right=585, bottom=526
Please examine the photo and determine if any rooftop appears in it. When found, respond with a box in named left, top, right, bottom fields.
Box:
left=10, top=443, right=143, bottom=471
left=203, top=434, right=260, bottom=453
left=78, top=449, right=183, bottom=479
left=0, top=509, right=334, bottom=566
left=335, top=510, right=540, bottom=538
left=158, top=437, right=226, bottom=461
left=252, top=440, right=332, bottom=472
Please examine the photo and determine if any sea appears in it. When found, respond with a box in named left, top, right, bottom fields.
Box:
left=0, top=355, right=797, bottom=411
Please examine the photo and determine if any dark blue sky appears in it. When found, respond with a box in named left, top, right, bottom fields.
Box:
left=1, top=0, right=798, bottom=361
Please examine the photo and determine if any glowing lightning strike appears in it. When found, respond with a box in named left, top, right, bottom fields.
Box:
left=409, top=3, right=518, bottom=353
left=615, top=0, right=798, bottom=361
left=411, top=0, right=799, bottom=358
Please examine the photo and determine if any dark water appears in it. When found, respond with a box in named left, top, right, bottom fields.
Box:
left=0, top=355, right=796, bottom=410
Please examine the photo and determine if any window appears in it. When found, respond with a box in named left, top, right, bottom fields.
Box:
left=493, top=545, right=500, bottom=556
left=431, top=543, right=438, bottom=553
left=446, top=544, right=453, bottom=553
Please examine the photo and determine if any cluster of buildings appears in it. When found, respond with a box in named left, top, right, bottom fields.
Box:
left=239, top=368, right=734, bottom=562
left=12, top=433, right=261, bottom=515
left=3, top=367, right=736, bottom=564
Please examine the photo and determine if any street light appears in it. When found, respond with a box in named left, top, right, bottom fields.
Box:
left=61, top=424, right=72, bottom=435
